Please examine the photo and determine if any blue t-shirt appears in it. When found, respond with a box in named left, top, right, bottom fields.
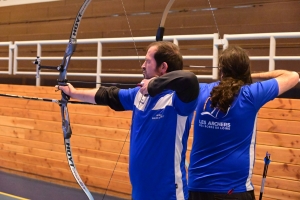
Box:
left=188, top=79, right=278, bottom=193
left=119, top=87, right=197, bottom=200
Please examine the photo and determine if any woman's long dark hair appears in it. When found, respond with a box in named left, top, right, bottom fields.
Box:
left=210, top=46, right=252, bottom=112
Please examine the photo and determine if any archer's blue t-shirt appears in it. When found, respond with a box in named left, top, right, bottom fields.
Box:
left=119, top=87, right=197, bottom=200
left=188, top=79, right=278, bottom=193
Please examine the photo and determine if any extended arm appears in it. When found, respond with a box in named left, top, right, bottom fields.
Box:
left=57, top=83, right=124, bottom=111
left=251, top=70, right=299, bottom=95
left=57, top=83, right=98, bottom=103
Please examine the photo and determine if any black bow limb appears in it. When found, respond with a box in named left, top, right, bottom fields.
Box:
left=259, top=152, right=271, bottom=200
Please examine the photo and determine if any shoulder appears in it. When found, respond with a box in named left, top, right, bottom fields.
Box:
left=237, top=79, right=278, bottom=109
left=119, top=87, right=140, bottom=96
left=200, top=81, right=219, bottom=90
left=118, top=87, right=140, bottom=106
left=242, top=79, right=278, bottom=94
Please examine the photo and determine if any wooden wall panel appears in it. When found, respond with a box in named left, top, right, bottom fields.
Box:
left=0, top=3, right=297, bottom=198
left=0, top=0, right=299, bottom=86
left=0, top=84, right=299, bottom=200
left=0, top=83, right=132, bottom=198
left=0, top=1, right=299, bottom=41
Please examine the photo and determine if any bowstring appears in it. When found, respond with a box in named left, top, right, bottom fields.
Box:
left=103, top=1, right=223, bottom=199
left=120, top=0, right=142, bottom=67
left=207, top=0, right=222, bottom=42
left=101, top=1, right=137, bottom=199
left=101, top=129, right=130, bottom=200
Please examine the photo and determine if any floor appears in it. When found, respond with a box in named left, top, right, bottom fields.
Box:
left=0, top=171, right=125, bottom=200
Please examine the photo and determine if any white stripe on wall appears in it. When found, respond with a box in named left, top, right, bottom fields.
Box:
left=0, top=0, right=60, bottom=7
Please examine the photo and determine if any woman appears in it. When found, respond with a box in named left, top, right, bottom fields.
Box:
left=188, top=46, right=299, bottom=200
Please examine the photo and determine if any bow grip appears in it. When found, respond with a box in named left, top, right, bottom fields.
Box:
left=156, top=27, right=165, bottom=41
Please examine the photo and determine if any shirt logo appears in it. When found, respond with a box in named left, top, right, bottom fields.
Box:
left=152, top=114, right=164, bottom=120
left=201, top=97, right=230, bottom=119
left=199, top=119, right=231, bottom=130
left=199, top=97, right=231, bottom=130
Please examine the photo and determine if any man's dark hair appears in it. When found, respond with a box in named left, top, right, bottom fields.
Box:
left=147, top=41, right=183, bottom=72
left=210, top=45, right=253, bottom=112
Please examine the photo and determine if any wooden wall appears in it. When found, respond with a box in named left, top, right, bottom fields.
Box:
left=0, top=0, right=299, bottom=41
left=0, top=84, right=299, bottom=199
left=0, top=0, right=299, bottom=86
left=0, top=84, right=132, bottom=199
left=0, top=1, right=299, bottom=199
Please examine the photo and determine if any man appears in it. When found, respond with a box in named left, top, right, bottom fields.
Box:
left=58, top=41, right=199, bottom=200
left=188, top=45, right=299, bottom=200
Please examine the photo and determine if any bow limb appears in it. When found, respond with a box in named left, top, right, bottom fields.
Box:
left=259, top=152, right=271, bottom=200
left=58, top=0, right=94, bottom=199
left=156, top=0, right=175, bottom=41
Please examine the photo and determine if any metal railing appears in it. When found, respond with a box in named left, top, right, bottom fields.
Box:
left=0, top=41, right=13, bottom=74
left=0, top=32, right=299, bottom=86
left=223, top=32, right=300, bottom=72
left=13, top=34, right=220, bottom=86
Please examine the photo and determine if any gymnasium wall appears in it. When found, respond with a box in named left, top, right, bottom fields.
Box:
left=0, top=0, right=299, bottom=86
left=0, top=1, right=299, bottom=199
left=0, top=84, right=299, bottom=200
left=0, top=0, right=299, bottom=41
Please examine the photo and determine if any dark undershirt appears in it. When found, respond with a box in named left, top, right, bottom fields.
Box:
left=94, top=70, right=199, bottom=110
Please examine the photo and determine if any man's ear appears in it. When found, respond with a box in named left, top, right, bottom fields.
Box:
left=160, top=62, right=168, bottom=75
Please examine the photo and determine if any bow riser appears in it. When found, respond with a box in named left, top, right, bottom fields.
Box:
left=61, top=104, right=72, bottom=139
left=58, top=0, right=94, bottom=199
